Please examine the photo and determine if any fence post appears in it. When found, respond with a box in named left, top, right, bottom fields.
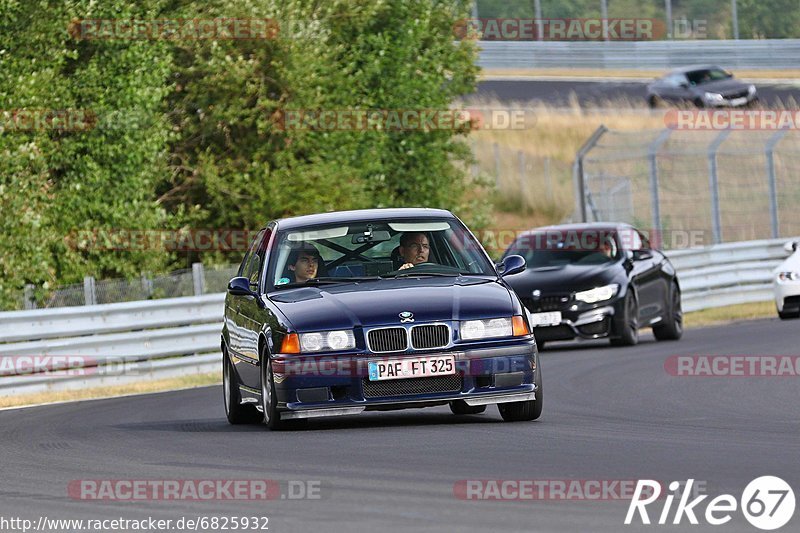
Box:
left=192, top=263, right=205, bottom=296
left=648, top=129, right=672, bottom=239
left=493, top=142, right=501, bottom=188
left=572, top=125, right=608, bottom=222
left=765, top=129, right=789, bottom=239
left=544, top=156, right=552, bottom=201
left=24, top=284, right=36, bottom=310
left=708, top=130, right=731, bottom=244
left=83, top=276, right=96, bottom=306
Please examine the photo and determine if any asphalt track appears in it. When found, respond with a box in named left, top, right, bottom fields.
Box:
left=2, top=318, right=799, bottom=533
left=475, top=79, right=800, bottom=108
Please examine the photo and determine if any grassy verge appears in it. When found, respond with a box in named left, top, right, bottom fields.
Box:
left=0, top=372, right=220, bottom=410
left=683, top=301, right=776, bottom=329
left=481, top=68, right=800, bottom=80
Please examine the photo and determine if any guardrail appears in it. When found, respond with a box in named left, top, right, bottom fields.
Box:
left=478, top=39, right=800, bottom=70
left=0, top=238, right=794, bottom=397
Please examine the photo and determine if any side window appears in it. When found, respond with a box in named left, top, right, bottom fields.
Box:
left=637, top=231, right=651, bottom=251
left=240, top=229, right=269, bottom=284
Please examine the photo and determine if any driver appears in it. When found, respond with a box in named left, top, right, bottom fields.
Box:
left=286, top=243, right=322, bottom=283
left=398, top=232, right=431, bottom=270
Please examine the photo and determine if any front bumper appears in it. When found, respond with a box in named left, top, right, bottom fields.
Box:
left=521, top=293, right=626, bottom=342
left=774, top=280, right=800, bottom=312
left=271, top=341, right=537, bottom=420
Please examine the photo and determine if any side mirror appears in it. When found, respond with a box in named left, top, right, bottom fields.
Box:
left=784, top=241, right=799, bottom=253
left=228, top=276, right=255, bottom=296
left=499, top=254, right=526, bottom=277
left=633, top=249, right=653, bottom=261
left=679, top=82, right=689, bottom=89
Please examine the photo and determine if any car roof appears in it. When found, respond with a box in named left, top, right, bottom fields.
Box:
left=665, top=65, right=726, bottom=75
left=515, top=222, right=633, bottom=238
left=273, top=208, right=455, bottom=231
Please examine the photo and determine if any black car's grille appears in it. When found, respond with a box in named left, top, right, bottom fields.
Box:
left=411, top=325, right=449, bottom=349
left=522, top=294, right=572, bottom=312
left=367, top=327, right=407, bottom=353
left=362, top=375, right=462, bottom=398
left=726, top=90, right=749, bottom=100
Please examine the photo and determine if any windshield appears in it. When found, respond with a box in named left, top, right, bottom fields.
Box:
left=505, top=231, right=619, bottom=268
left=686, top=68, right=732, bottom=86
left=267, top=218, right=495, bottom=289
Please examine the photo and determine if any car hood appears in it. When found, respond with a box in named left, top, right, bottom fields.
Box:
left=268, top=277, right=515, bottom=331
left=694, top=79, right=750, bottom=96
left=504, top=262, right=621, bottom=295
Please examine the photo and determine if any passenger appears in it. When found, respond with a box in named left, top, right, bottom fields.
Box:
left=398, top=232, right=431, bottom=270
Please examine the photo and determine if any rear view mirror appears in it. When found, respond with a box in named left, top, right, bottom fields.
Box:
left=352, top=230, right=391, bottom=244
left=785, top=241, right=799, bottom=253
left=499, top=255, right=526, bottom=277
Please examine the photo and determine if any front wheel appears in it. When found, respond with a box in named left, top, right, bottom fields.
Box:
left=610, top=292, right=639, bottom=346
left=260, top=353, right=295, bottom=430
left=223, top=347, right=262, bottom=425
left=653, top=284, right=683, bottom=341
left=498, top=352, right=542, bottom=422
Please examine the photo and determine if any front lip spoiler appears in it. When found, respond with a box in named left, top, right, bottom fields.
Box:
left=278, top=389, right=536, bottom=420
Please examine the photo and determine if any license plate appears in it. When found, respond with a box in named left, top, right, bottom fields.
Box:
left=368, top=355, right=456, bottom=381
left=530, top=311, right=562, bottom=327
left=731, top=97, right=747, bottom=106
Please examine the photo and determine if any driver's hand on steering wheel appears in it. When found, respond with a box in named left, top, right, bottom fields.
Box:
left=399, top=263, right=415, bottom=270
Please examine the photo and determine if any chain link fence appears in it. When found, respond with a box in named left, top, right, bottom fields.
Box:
left=21, top=263, right=239, bottom=310
left=577, top=127, right=800, bottom=248
left=472, top=139, right=573, bottom=218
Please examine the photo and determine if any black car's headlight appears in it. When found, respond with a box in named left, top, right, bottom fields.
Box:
left=299, top=330, right=356, bottom=352
left=460, top=316, right=529, bottom=340
left=574, top=284, right=619, bottom=304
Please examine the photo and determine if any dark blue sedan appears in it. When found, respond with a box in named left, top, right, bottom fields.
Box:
left=222, top=208, right=542, bottom=430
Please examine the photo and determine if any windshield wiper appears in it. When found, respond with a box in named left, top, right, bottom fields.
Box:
left=275, top=276, right=382, bottom=289
left=388, top=271, right=460, bottom=278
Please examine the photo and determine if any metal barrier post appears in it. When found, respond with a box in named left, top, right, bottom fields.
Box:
left=648, top=129, right=672, bottom=238
left=83, top=276, right=96, bottom=306
left=572, top=125, right=608, bottom=222
left=192, top=263, right=205, bottom=296
left=23, top=284, right=36, bottom=310
left=765, top=129, right=789, bottom=239
left=708, top=130, right=731, bottom=244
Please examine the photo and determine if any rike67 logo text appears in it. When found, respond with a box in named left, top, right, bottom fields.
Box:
left=625, top=477, right=795, bottom=530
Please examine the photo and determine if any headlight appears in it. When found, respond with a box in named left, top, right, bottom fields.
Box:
left=299, top=330, right=356, bottom=352
left=575, top=284, right=619, bottom=304
left=704, top=92, right=724, bottom=103
left=460, top=317, right=513, bottom=340
left=748, top=84, right=757, bottom=96
left=778, top=272, right=800, bottom=282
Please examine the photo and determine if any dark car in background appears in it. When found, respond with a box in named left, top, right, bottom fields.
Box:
left=502, top=223, right=683, bottom=349
left=647, top=65, right=757, bottom=108
left=222, top=208, right=542, bottom=430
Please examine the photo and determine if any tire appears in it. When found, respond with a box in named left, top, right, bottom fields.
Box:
left=223, top=346, right=262, bottom=425
left=449, top=400, right=486, bottom=415
left=610, top=291, right=639, bottom=346
left=535, top=338, right=545, bottom=351
left=260, top=351, right=306, bottom=431
left=693, top=98, right=705, bottom=108
left=498, top=352, right=543, bottom=422
left=653, top=283, right=683, bottom=341
left=647, top=95, right=660, bottom=109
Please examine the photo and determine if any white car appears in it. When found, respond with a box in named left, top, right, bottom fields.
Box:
left=774, top=240, right=800, bottom=320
